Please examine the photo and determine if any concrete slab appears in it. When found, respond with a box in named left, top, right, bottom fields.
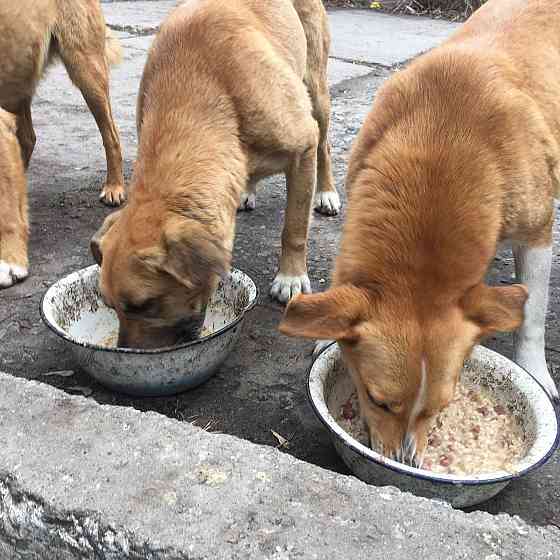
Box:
left=328, top=58, right=375, bottom=87
left=1, top=371, right=559, bottom=559
left=1, top=0, right=559, bottom=539
left=328, top=9, right=461, bottom=66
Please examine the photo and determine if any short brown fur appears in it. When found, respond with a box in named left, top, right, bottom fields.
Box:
left=0, top=109, right=28, bottom=288
left=91, top=0, right=338, bottom=348
left=0, top=0, right=125, bottom=208
left=281, top=0, right=559, bottom=464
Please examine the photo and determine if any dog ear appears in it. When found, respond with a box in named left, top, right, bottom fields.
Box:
left=279, top=285, right=370, bottom=341
left=90, top=210, right=123, bottom=265
left=159, top=220, right=230, bottom=289
left=461, top=283, right=528, bottom=334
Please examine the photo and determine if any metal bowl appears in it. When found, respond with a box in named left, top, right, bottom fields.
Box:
left=41, top=265, right=257, bottom=397
left=308, top=342, right=559, bottom=508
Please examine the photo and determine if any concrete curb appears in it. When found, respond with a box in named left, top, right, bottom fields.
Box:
left=0, top=372, right=558, bottom=559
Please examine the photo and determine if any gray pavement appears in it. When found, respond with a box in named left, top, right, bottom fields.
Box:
left=1, top=371, right=558, bottom=559
left=328, top=8, right=460, bottom=65
left=0, top=2, right=559, bottom=555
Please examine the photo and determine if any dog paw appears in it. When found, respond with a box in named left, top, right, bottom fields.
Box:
left=515, top=350, right=559, bottom=400
left=314, top=190, right=340, bottom=216
left=100, top=184, right=126, bottom=207
left=270, top=273, right=311, bottom=303
left=313, top=339, right=334, bottom=359
left=238, top=192, right=256, bottom=212
left=0, top=260, right=28, bottom=289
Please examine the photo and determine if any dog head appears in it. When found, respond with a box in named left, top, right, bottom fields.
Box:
left=90, top=205, right=228, bottom=349
left=279, top=282, right=527, bottom=466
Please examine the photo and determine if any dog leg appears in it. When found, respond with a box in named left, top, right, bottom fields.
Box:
left=270, top=144, right=317, bottom=303
left=0, top=154, right=29, bottom=289
left=312, top=87, right=340, bottom=217
left=56, top=32, right=125, bottom=206
left=238, top=181, right=257, bottom=212
left=14, top=100, right=36, bottom=169
left=297, top=0, right=340, bottom=217
left=513, top=244, right=558, bottom=400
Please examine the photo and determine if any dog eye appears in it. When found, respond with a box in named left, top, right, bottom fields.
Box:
left=367, top=392, right=392, bottom=413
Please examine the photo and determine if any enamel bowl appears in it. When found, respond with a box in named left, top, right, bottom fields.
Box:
left=308, top=342, right=559, bottom=508
left=41, top=264, right=257, bottom=397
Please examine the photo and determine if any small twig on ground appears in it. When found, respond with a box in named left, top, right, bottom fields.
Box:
left=189, top=415, right=220, bottom=432
left=66, top=385, right=93, bottom=396
left=41, top=370, right=75, bottom=377
left=271, top=429, right=296, bottom=449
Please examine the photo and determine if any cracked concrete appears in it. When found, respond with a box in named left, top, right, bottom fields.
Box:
left=0, top=1, right=559, bottom=555
left=0, top=372, right=559, bottom=559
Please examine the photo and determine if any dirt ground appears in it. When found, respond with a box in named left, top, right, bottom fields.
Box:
left=1, top=7, right=559, bottom=531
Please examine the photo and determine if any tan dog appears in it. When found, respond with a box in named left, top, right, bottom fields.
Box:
left=0, top=109, right=28, bottom=288
left=280, top=0, right=560, bottom=467
left=90, top=0, right=340, bottom=348
left=0, top=0, right=125, bottom=208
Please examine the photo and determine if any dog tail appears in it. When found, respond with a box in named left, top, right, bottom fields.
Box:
left=105, top=27, right=123, bottom=67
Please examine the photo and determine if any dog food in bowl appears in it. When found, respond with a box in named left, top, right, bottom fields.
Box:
left=336, top=382, right=527, bottom=476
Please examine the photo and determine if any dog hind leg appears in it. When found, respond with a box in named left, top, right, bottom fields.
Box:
left=52, top=6, right=125, bottom=206
left=297, top=1, right=340, bottom=216
left=513, top=244, right=559, bottom=400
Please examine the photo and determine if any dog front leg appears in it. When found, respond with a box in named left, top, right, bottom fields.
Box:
left=513, top=244, right=558, bottom=400
left=270, top=144, right=317, bottom=303
left=0, top=153, right=29, bottom=288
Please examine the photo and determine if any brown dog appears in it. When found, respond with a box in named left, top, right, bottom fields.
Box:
left=90, top=0, right=339, bottom=349
left=0, top=109, right=28, bottom=288
left=280, top=0, right=560, bottom=466
left=0, top=0, right=125, bottom=207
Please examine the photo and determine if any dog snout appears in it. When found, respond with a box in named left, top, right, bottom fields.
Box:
left=361, top=416, right=423, bottom=467
left=117, top=314, right=206, bottom=349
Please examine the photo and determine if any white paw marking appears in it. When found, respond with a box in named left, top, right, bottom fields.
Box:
left=313, top=339, right=334, bottom=359
left=270, top=273, right=311, bottom=303
left=0, top=261, right=29, bottom=288
left=238, top=192, right=256, bottom=211
left=514, top=346, right=559, bottom=400
left=314, top=190, right=340, bottom=216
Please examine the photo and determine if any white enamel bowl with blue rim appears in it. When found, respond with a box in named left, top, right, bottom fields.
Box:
left=41, top=264, right=257, bottom=397
left=308, top=342, right=559, bottom=508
